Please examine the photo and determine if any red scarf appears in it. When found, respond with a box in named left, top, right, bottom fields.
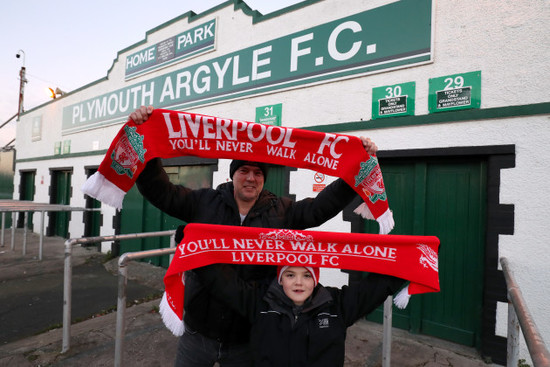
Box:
left=82, top=109, right=394, bottom=233
left=160, top=223, right=440, bottom=336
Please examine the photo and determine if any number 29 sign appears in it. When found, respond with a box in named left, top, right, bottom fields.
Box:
left=429, top=71, right=481, bottom=113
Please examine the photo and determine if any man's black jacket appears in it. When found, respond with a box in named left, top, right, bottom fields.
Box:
left=136, top=158, right=358, bottom=343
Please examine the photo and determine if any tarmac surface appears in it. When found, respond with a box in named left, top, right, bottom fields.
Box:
left=0, top=229, right=496, bottom=366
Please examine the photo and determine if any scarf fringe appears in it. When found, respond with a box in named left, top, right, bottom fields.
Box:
left=393, top=284, right=411, bottom=309
left=81, top=171, right=125, bottom=210
left=159, top=292, right=185, bottom=336
left=354, top=204, right=395, bottom=234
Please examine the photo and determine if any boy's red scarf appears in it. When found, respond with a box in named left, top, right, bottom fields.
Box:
left=160, top=223, right=440, bottom=336
left=82, top=109, right=395, bottom=233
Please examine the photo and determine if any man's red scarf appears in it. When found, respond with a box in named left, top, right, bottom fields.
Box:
left=160, top=223, right=440, bottom=336
left=82, top=109, right=395, bottom=233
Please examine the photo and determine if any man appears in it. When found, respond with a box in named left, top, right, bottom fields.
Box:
left=129, top=106, right=378, bottom=366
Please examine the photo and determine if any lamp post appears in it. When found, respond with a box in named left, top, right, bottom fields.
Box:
left=16, top=50, right=27, bottom=121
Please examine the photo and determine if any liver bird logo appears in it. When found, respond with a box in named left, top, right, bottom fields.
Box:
left=417, top=244, right=438, bottom=272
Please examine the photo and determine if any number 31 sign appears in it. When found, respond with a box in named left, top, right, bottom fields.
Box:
left=255, top=103, right=283, bottom=126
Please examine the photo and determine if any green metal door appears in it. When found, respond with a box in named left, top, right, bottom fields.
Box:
left=51, top=170, right=72, bottom=238
left=18, top=171, right=36, bottom=229
left=120, top=164, right=215, bottom=267
left=263, top=164, right=289, bottom=197
left=120, top=185, right=177, bottom=267
left=84, top=169, right=101, bottom=238
left=85, top=197, right=101, bottom=237
left=0, top=151, right=15, bottom=228
left=366, top=157, right=486, bottom=348
left=0, top=151, right=14, bottom=200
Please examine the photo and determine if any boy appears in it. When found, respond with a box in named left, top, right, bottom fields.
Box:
left=195, top=264, right=405, bottom=367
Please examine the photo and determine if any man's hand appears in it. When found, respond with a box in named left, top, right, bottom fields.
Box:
left=129, top=105, right=154, bottom=125
left=360, top=136, right=378, bottom=156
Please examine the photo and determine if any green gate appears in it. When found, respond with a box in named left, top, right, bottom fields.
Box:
left=84, top=169, right=101, bottom=237
left=263, top=164, right=291, bottom=198
left=0, top=151, right=14, bottom=200
left=49, top=170, right=72, bottom=238
left=119, top=163, right=216, bottom=267
left=18, top=171, right=36, bottom=229
left=119, top=185, right=179, bottom=267
left=366, top=157, right=486, bottom=348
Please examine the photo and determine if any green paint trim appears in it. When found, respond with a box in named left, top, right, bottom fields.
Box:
left=16, top=150, right=108, bottom=164
left=305, top=102, right=550, bottom=133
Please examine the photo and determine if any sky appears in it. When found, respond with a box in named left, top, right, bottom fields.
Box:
left=0, top=0, right=303, bottom=148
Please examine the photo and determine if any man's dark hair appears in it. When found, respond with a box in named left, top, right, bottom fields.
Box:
left=229, top=160, right=268, bottom=179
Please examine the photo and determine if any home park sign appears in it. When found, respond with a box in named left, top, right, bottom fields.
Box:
left=62, top=0, right=432, bottom=134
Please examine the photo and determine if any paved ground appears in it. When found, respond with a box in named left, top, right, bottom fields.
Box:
left=0, top=228, right=496, bottom=366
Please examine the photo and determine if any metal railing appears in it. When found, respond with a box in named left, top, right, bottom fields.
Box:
left=2, top=211, right=50, bottom=258
left=1, top=200, right=101, bottom=260
left=62, top=230, right=175, bottom=354
left=500, top=257, right=550, bottom=367
left=114, top=247, right=177, bottom=367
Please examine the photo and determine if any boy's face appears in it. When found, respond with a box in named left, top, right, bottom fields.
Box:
left=280, top=266, right=315, bottom=306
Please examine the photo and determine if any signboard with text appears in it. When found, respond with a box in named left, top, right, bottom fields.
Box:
left=372, top=82, right=415, bottom=119
left=63, top=0, right=432, bottom=134
left=125, top=19, right=217, bottom=79
left=255, top=103, right=282, bottom=126
left=312, top=172, right=326, bottom=192
left=429, top=71, right=481, bottom=113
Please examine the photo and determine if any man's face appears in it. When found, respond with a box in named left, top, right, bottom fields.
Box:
left=280, top=267, right=315, bottom=306
left=232, top=165, right=265, bottom=204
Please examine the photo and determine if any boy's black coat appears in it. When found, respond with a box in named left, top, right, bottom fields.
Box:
left=197, top=265, right=405, bottom=366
